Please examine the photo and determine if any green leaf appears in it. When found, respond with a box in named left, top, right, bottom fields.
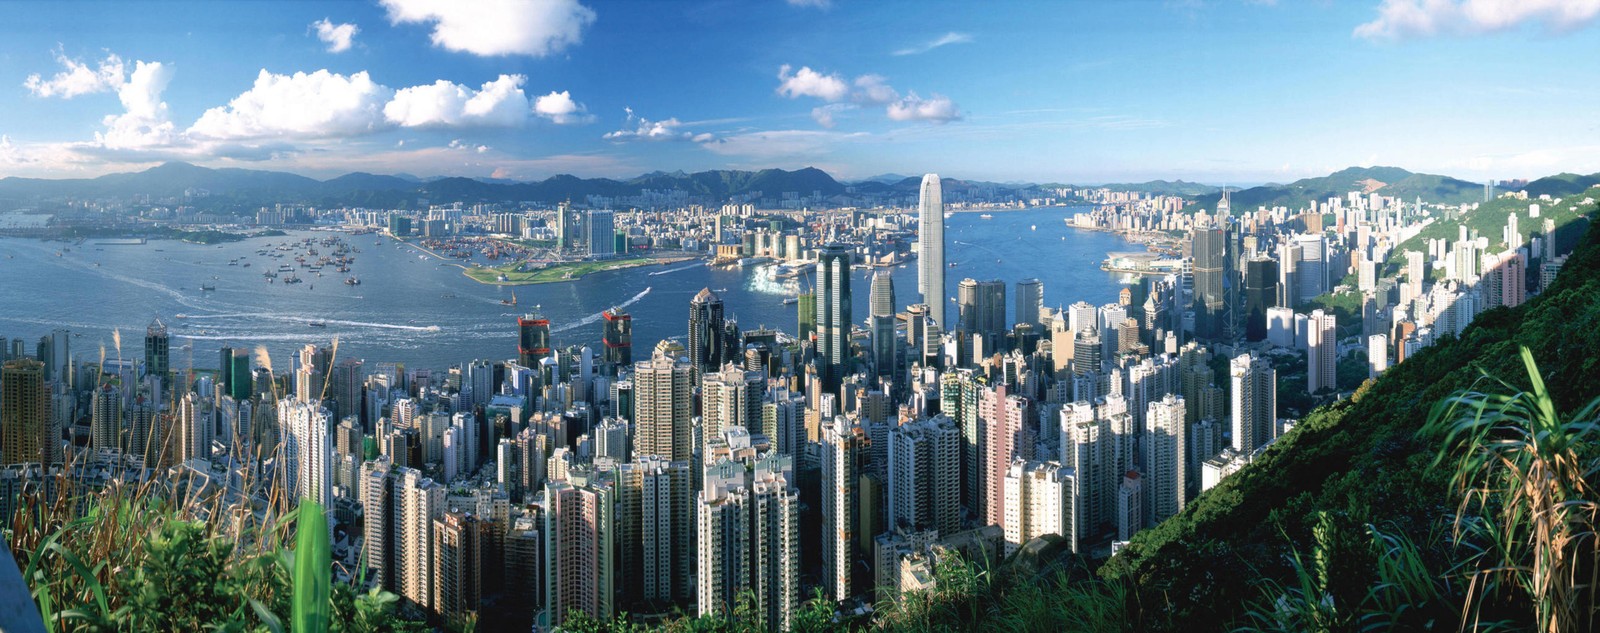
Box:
left=291, top=499, right=332, bottom=633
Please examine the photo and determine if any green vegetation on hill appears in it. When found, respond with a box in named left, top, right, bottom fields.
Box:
left=1188, top=166, right=1482, bottom=213
left=1098, top=200, right=1600, bottom=630
left=1381, top=184, right=1598, bottom=277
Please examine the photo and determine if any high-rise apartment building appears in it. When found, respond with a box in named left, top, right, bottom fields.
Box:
left=886, top=414, right=961, bottom=536
left=1143, top=394, right=1187, bottom=525
left=2, top=359, right=56, bottom=465
left=1002, top=459, right=1076, bottom=555
left=544, top=471, right=615, bottom=626
left=696, top=454, right=799, bottom=630
left=614, top=456, right=694, bottom=612
left=820, top=418, right=861, bottom=602
left=633, top=355, right=694, bottom=462
left=1306, top=309, right=1337, bottom=395
left=1230, top=354, right=1277, bottom=453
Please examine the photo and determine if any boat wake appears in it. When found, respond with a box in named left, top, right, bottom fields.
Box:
left=552, top=287, right=652, bottom=333
left=648, top=262, right=704, bottom=276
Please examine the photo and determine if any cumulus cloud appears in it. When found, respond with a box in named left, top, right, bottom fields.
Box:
left=24, top=50, right=125, bottom=98
left=1355, top=0, right=1600, bottom=39
left=311, top=19, right=360, bottom=53
left=97, top=61, right=178, bottom=149
left=448, top=139, right=491, bottom=153
left=892, top=32, right=973, bottom=56
left=603, top=108, right=701, bottom=141
left=189, top=69, right=392, bottom=140
left=886, top=92, right=961, bottom=124
left=534, top=90, right=594, bottom=124
left=380, top=0, right=597, bottom=57
left=776, top=65, right=849, bottom=101
left=786, top=0, right=831, bottom=7
left=385, top=74, right=530, bottom=128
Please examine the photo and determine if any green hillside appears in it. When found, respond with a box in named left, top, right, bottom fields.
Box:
left=1188, top=166, right=1482, bottom=213
left=1097, top=198, right=1600, bottom=630
left=1381, top=184, right=1598, bottom=277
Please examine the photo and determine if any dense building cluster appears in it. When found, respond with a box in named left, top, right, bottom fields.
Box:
left=0, top=175, right=1581, bottom=631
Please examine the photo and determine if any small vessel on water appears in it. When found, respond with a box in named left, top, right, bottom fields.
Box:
left=307, top=321, right=327, bottom=328
left=782, top=297, right=798, bottom=305
left=979, top=214, right=994, bottom=219
left=500, top=291, right=518, bottom=306
left=200, top=284, right=216, bottom=291
left=345, top=277, right=360, bottom=286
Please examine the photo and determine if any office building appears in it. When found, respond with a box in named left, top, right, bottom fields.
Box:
left=957, top=278, right=1007, bottom=350
left=602, top=308, right=633, bottom=370
left=587, top=209, right=616, bottom=257
left=869, top=270, right=897, bottom=381
left=1192, top=217, right=1228, bottom=340
left=816, top=244, right=853, bottom=392
left=1243, top=258, right=1279, bottom=342
left=518, top=312, right=552, bottom=368
left=689, top=288, right=727, bottom=374
left=918, top=174, right=947, bottom=327
left=144, top=318, right=169, bottom=387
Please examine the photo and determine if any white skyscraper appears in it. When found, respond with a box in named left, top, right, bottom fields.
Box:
left=1230, top=354, right=1277, bottom=453
left=395, top=466, right=444, bottom=612
left=886, top=414, right=961, bottom=536
left=696, top=454, right=799, bottom=629
left=280, top=398, right=333, bottom=507
left=918, top=174, right=947, bottom=327
left=1307, top=309, right=1337, bottom=395
left=1143, top=394, right=1187, bottom=525
left=1002, top=459, right=1077, bottom=556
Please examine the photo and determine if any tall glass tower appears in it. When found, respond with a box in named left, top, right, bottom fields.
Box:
left=918, top=174, right=946, bottom=328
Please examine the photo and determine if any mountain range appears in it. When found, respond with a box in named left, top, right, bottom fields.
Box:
left=1187, top=166, right=1486, bottom=211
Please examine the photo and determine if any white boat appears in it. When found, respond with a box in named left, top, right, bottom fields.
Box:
left=1031, top=224, right=1037, bottom=230
left=979, top=214, right=993, bottom=219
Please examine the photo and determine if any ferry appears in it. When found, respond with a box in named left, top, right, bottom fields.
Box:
left=782, top=297, right=798, bottom=305
left=307, top=321, right=327, bottom=328
left=344, top=277, right=360, bottom=286
left=979, top=214, right=994, bottom=220
left=200, top=284, right=216, bottom=291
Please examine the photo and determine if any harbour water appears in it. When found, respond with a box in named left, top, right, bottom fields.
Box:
left=0, top=206, right=1138, bottom=371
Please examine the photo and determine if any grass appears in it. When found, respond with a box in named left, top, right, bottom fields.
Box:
left=461, top=256, right=656, bottom=285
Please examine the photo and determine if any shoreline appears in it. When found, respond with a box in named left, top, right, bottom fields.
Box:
left=458, top=254, right=698, bottom=286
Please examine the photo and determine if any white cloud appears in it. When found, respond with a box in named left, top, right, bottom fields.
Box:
left=700, top=129, right=865, bottom=159
left=892, top=32, right=973, bottom=56
left=886, top=92, right=961, bottom=124
left=1355, top=0, right=1600, bottom=39
left=603, top=108, right=701, bottom=141
left=385, top=74, right=530, bottom=128
left=534, top=90, right=594, bottom=124
left=189, top=69, right=393, bottom=140
left=311, top=19, right=360, bottom=53
left=447, top=139, right=491, bottom=153
left=24, top=50, right=125, bottom=98
left=96, top=61, right=177, bottom=149
left=776, top=65, right=849, bottom=101
left=852, top=74, right=898, bottom=104
left=786, top=0, right=831, bottom=7
left=380, top=0, right=596, bottom=57
left=811, top=104, right=856, bottom=128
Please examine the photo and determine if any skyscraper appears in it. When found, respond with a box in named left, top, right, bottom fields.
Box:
left=587, top=209, right=616, bottom=258
left=545, top=472, right=615, bottom=626
left=518, top=312, right=553, bottom=368
left=602, top=308, right=633, bottom=370
left=1230, top=354, right=1277, bottom=453
left=90, top=384, right=122, bottom=452
left=697, top=454, right=799, bottom=630
left=1001, top=459, right=1076, bottom=555
left=1015, top=278, right=1043, bottom=331
left=633, top=354, right=694, bottom=462
left=820, top=418, right=861, bottom=602
left=144, top=318, right=169, bottom=387
left=982, top=386, right=1034, bottom=528
left=1143, top=394, right=1187, bottom=525
left=886, top=414, right=961, bottom=536
left=689, top=288, right=727, bottom=375
left=281, top=398, right=333, bottom=507
left=918, top=174, right=946, bottom=328
left=816, top=244, right=852, bottom=393
left=869, top=270, right=897, bottom=382
left=957, top=278, right=1007, bottom=350
left=1306, top=309, right=1337, bottom=395
left=700, top=363, right=763, bottom=442
left=796, top=288, right=816, bottom=342
left=229, top=349, right=252, bottom=401
left=396, top=467, right=445, bottom=613
left=1243, top=258, right=1279, bottom=342
left=1295, top=234, right=1328, bottom=301
left=614, top=456, right=694, bottom=612
left=2, top=359, right=56, bottom=466
left=433, top=511, right=491, bottom=624
left=1192, top=217, right=1227, bottom=340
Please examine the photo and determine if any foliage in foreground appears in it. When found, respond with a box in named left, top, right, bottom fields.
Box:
left=6, top=460, right=424, bottom=633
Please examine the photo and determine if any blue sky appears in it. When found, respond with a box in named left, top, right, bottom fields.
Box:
left=1, top=0, right=1597, bottom=184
